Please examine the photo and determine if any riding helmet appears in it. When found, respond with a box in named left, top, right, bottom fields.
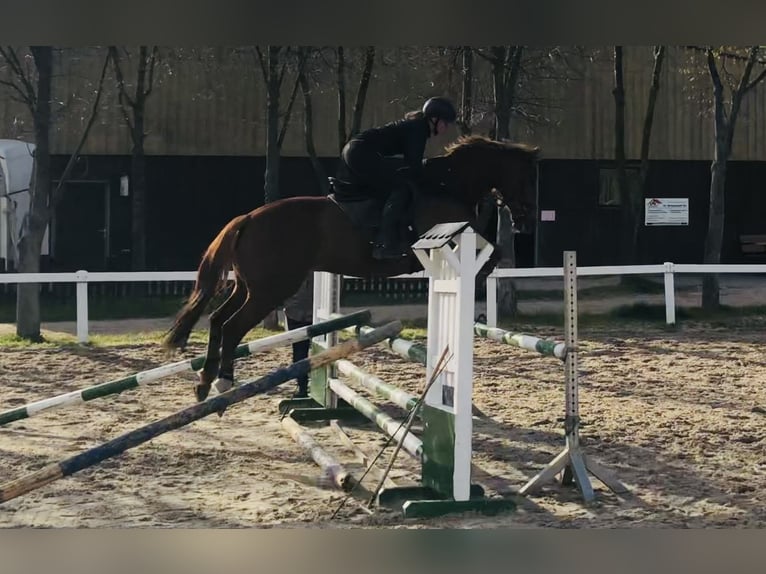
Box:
left=422, top=97, right=457, bottom=123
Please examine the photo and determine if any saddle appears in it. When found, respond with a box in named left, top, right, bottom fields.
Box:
left=327, top=177, right=416, bottom=245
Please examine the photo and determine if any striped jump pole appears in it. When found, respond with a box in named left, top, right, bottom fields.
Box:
left=281, top=416, right=356, bottom=491
left=335, top=360, right=418, bottom=413
left=327, top=378, right=423, bottom=459
left=473, top=323, right=567, bottom=360
left=0, top=319, right=401, bottom=505
left=355, top=322, right=566, bottom=364
left=336, top=325, right=488, bottom=419
left=337, top=320, right=426, bottom=366
left=0, top=310, right=372, bottom=427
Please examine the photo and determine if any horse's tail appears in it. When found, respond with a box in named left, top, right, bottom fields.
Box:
left=163, top=214, right=249, bottom=351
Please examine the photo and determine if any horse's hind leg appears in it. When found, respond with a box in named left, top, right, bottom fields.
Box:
left=212, top=293, right=276, bottom=393
left=195, top=277, right=247, bottom=401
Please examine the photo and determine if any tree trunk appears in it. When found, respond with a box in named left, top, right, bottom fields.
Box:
left=700, top=47, right=759, bottom=312
left=16, top=46, right=53, bottom=341
left=637, top=46, right=666, bottom=254
left=131, top=102, right=147, bottom=271
left=299, top=66, right=329, bottom=195
left=496, top=208, right=518, bottom=316
left=129, top=46, right=150, bottom=271
left=490, top=46, right=523, bottom=316
left=349, top=47, right=375, bottom=138
left=459, top=46, right=473, bottom=136
left=702, top=143, right=728, bottom=310
left=491, top=47, right=511, bottom=140
left=336, top=47, right=347, bottom=152
left=613, top=46, right=634, bottom=266
left=264, top=46, right=281, bottom=204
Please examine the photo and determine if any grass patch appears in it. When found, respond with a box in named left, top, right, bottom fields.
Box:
left=0, top=332, right=76, bottom=348
left=0, top=325, right=284, bottom=349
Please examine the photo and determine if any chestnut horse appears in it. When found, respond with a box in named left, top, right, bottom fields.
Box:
left=163, top=135, right=539, bottom=401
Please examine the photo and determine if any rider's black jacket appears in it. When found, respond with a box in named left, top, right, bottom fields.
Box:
left=350, top=116, right=430, bottom=180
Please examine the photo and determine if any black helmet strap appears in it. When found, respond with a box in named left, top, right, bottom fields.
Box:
left=427, top=115, right=440, bottom=136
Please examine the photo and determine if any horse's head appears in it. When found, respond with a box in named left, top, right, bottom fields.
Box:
left=442, top=135, right=539, bottom=234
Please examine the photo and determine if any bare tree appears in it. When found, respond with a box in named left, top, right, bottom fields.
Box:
left=702, top=46, right=766, bottom=310
left=109, top=46, right=159, bottom=271
left=489, top=46, right=524, bottom=140
left=613, top=46, right=666, bottom=268
left=335, top=46, right=376, bottom=151
left=459, top=46, right=474, bottom=135
left=483, top=46, right=524, bottom=315
left=464, top=46, right=584, bottom=316
left=0, top=46, right=109, bottom=340
left=255, top=46, right=307, bottom=203
left=297, top=48, right=329, bottom=195
left=254, top=47, right=308, bottom=329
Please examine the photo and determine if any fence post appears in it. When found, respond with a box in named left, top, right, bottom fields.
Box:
left=663, top=262, right=676, bottom=325
left=75, top=270, right=89, bottom=343
left=486, top=275, right=498, bottom=327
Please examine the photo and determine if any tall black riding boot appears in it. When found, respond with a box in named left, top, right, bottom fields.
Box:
left=373, top=187, right=411, bottom=260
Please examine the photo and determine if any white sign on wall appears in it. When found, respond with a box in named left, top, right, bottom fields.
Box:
left=645, top=198, right=689, bottom=226
left=540, top=210, right=556, bottom=222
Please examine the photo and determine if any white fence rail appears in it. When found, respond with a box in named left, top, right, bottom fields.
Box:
left=2, top=264, right=766, bottom=342
left=485, top=262, right=766, bottom=328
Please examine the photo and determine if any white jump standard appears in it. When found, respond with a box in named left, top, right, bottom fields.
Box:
left=375, top=222, right=516, bottom=518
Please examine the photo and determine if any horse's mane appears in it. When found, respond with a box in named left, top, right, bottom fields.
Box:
left=444, top=135, right=540, bottom=158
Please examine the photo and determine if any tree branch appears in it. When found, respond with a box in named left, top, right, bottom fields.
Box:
left=51, top=51, right=110, bottom=206
left=0, top=78, right=32, bottom=107
left=144, top=45, right=159, bottom=98
left=277, top=48, right=308, bottom=149
left=745, top=66, right=766, bottom=92
left=707, top=49, right=727, bottom=126
left=7, top=47, right=37, bottom=102
left=336, top=46, right=347, bottom=150
left=255, top=46, right=268, bottom=82
left=728, top=47, right=759, bottom=143
left=350, top=46, right=375, bottom=138
left=640, top=46, right=666, bottom=171
left=506, top=46, right=524, bottom=107
left=687, top=44, right=766, bottom=66
left=458, top=46, right=473, bottom=135
left=108, top=46, right=135, bottom=133
left=740, top=46, right=766, bottom=93
left=276, top=46, right=289, bottom=89
left=0, top=47, right=36, bottom=108
left=109, top=46, right=136, bottom=109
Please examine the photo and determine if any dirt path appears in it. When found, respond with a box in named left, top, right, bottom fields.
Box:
left=0, top=317, right=764, bottom=528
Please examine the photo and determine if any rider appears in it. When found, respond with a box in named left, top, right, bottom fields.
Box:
left=341, top=96, right=457, bottom=260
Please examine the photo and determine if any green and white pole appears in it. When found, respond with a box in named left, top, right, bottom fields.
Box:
left=0, top=319, right=400, bottom=505
left=0, top=310, right=371, bottom=427
left=328, top=377, right=423, bottom=459
left=473, top=323, right=567, bottom=360
left=352, top=324, right=427, bottom=365
left=334, top=359, right=418, bottom=412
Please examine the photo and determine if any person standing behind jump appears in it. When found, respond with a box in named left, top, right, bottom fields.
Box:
left=283, top=274, right=314, bottom=398
left=340, top=97, right=457, bottom=260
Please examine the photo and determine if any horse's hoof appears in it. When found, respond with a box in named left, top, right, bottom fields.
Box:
left=213, top=378, right=235, bottom=394
left=197, top=369, right=216, bottom=386
left=194, top=383, right=211, bottom=402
